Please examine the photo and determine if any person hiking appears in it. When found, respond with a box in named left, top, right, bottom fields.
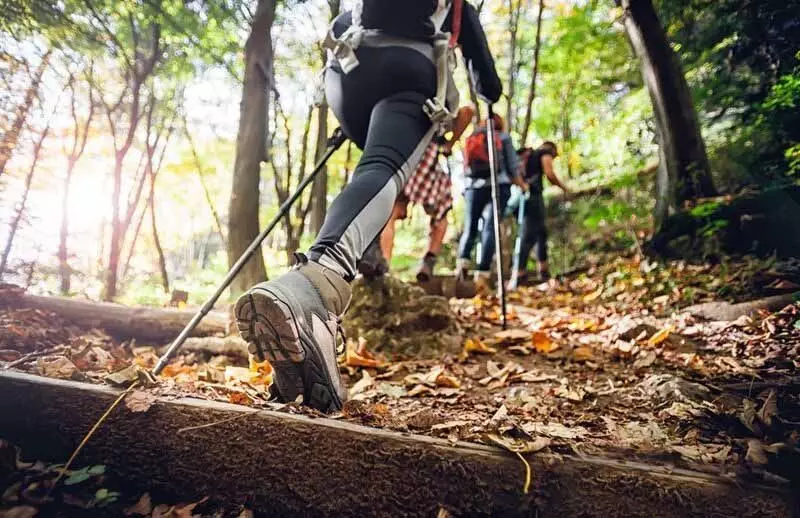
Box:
left=456, top=113, right=525, bottom=290
left=359, top=105, right=475, bottom=283
left=512, top=141, right=571, bottom=285
left=234, top=0, right=502, bottom=413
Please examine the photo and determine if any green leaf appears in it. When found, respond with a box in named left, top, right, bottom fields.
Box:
left=88, top=465, right=106, bottom=475
left=64, top=470, right=91, bottom=486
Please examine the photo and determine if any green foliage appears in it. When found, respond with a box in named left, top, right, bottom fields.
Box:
left=658, top=0, right=800, bottom=183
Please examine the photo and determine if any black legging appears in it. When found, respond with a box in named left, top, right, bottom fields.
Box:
left=518, top=191, right=548, bottom=269
left=307, top=46, right=437, bottom=280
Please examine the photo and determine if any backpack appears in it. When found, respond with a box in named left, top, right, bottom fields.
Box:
left=464, top=128, right=502, bottom=178
left=356, top=0, right=440, bottom=41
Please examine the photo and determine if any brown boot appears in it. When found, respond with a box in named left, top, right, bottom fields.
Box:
left=416, top=252, right=438, bottom=283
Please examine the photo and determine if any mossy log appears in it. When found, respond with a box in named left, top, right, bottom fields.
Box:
left=0, top=371, right=794, bottom=518
left=649, top=185, right=800, bottom=258
left=342, top=276, right=461, bottom=358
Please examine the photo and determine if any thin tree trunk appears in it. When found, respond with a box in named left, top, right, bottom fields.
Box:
left=59, top=70, right=96, bottom=295
left=520, top=0, right=545, bottom=145
left=310, top=0, right=341, bottom=235
left=505, top=0, right=522, bottom=134
left=0, top=124, right=51, bottom=279
left=149, top=169, right=169, bottom=294
left=619, top=0, right=715, bottom=228
left=227, top=0, right=275, bottom=297
left=103, top=21, right=161, bottom=301
left=0, top=49, right=52, bottom=179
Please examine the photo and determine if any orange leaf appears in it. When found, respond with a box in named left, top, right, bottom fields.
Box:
left=435, top=373, right=462, bottom=388
left=228, top=392, right=253, bottom=406
left=464, top=338, right=497, bottom=355
left=572, top=346, right=594, bottom=362
left=346, top=347, right=385, bottom=368
left=582, top=286, right=603, bottom=303
left=647, top=327, right=672, bottom=347
left=532, top=332, right=558, bottom=353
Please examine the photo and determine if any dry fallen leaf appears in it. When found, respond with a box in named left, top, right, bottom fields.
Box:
left=0, top=506, right=38, bottom=518
left=124, top=390, right=157, bottom=413
left=125, top=493, right=153, bottom=516
left=463, top=338, right=497, bottom=356
left=757, top=390, right=778, bottom=427
left=36, top=356, right=81, bottom=380
left=173, top=496, right=209, bottom=518
left=493, top=329, right=531, bottom=342
left=532, top=332, right=558, bottom=353
left=647, top=327, right=672, bottom=347
left=228, top=392, right=253, bottom=406
left=345, top=340, right=385, bottom=368
left=349, top=370, right=374, bottom=397
left=407, top=384, right=436, bottom=397
left=572, top=346, right=594, bottom=362
left=745, top=439, right=769, bottom=465
left=582, top=286, right=603, bottom=303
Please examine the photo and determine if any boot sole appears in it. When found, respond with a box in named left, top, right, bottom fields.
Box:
left=234, top=287, right=343, bottom=413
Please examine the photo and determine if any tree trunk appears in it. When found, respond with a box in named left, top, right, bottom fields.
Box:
left=58, top=159, right=76, bottom=294
left=227, top=0, right=275, bottom=297
left=504, top=0, right=522, bottom=134
left=309, top=0, right=340, bottom=235
left=620, top=0, right=715, bottom=227
left=0, top=49, right=52, bottom=179
left=520, top=0, right=545, bottom=145
left=0, top=123, right=50, bottom=280
left=149, top=173, right=169, bottom=294
left=310, top=104, right=329, bottom=234
left=3, top=294, right=228, bottom=341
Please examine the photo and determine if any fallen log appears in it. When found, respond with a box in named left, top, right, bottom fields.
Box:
left=684, top=292, right=798, bottom=321
left=4, top=293, right=229, bottom=342
left=0, top=371, right=793, bottom=518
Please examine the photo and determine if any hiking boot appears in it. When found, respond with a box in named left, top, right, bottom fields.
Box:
left=456, top=258, right=472, bottom=282
left=539, top=270, right=551, bottom=282
left=357, top=240, right=389, bottom=280
left=474, top=270, right=491, bottom=295
left=416, top=252, right=438, bottom=283
left=234, top=256, right=351, bottom=413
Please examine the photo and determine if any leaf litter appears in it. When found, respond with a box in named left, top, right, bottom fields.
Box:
left=2, top=254, right=800, bottom=485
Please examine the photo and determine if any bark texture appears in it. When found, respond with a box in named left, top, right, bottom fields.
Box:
left=227, top=0, right=275, bottom=296
left=620, top=0, right=715, bottom=228
left=0, top=370, right=793, bottom=518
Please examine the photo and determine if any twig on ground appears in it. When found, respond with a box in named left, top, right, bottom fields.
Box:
left=177, top=412, right=254, bottom=434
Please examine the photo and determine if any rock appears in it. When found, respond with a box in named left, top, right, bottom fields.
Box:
left=638, top=374, right=712, bottom=403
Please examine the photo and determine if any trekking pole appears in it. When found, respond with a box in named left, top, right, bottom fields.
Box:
left=509, top=189, right=528, bottom=290
left=152, top=127, right=347, bottom=376
left=485, top=105, right=507, bottom=329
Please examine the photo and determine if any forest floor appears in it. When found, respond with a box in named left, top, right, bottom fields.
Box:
left=1, top=250, right=800, bottom=516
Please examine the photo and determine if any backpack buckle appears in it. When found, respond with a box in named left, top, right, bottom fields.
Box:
left=424, top=98, right=450, bottom=125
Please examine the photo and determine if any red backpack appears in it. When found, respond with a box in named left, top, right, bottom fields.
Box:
left=464, top=128, right=502, bottom=178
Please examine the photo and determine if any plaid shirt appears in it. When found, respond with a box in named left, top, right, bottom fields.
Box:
left=403, top=142, right=453, bottom=222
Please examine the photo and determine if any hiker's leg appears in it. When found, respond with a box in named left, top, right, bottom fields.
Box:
left=380, top=197, right=407, bottom=262
left=476, top=185, right=511, bottom=272
left=308, top=91, right=435, bottom=279
left=235, top=44, right=435, bottom=412
left=458, top=188, right=489, bottom=263
left=530, top=193, right=549, bottom=277
left=428, top=216, right=447, bottom=255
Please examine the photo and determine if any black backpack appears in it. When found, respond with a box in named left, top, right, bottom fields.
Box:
left=358, top=0, right=440, bottom=40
